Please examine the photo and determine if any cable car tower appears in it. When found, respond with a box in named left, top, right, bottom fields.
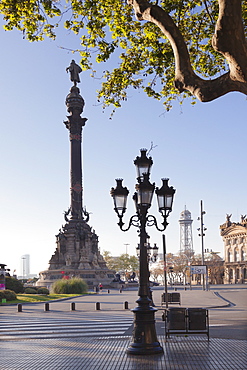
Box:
left=179, top=206, right=194, bottom=259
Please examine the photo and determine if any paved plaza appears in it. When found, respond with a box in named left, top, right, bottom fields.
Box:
left=1, top=335, right=246, bottom=370
left=0, top=286, right=246, bottom=369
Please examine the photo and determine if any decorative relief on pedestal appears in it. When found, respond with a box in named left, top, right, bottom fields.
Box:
left=71, top=183, right=82, bottom=193
left=70, top=133, right=82, bottom=141
left=65, top=255, right=72, bottom=266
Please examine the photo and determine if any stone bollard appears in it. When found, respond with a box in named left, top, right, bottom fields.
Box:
left=44, top=302, right=50, bottom=312
left=96, top=302, right=100, bottom=310
left=71, top=302, right=76, bottom=311
left=124, top=301, right=128, bottom=310
left=17, top=303, right=22, bottom=312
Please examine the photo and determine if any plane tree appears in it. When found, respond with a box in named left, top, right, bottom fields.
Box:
left=103, top=251, right=139, bottom=280
left=0, top=0, right=246, bottom=111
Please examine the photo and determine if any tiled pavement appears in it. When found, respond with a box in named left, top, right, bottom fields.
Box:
left=1, top=288, right=246, bottom=369
left=1, top=335, right=246, bottom=369
left=0, top=314, right=133, bottom=340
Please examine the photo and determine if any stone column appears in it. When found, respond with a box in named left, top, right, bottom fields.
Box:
left=232, top=267, right=236, bottom=283
left=64, top=86, right=87, bottom=220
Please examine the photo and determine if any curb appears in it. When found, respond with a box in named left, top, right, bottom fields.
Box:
left=212, top=291, right=235, bottom=308
left=1, top=294, right=92, bottom=306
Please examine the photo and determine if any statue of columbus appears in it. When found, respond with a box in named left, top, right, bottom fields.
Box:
left=66, top=60, right=82, bottom=86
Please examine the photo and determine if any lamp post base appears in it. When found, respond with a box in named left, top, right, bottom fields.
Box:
left=126, top=298, right=164, bottom=355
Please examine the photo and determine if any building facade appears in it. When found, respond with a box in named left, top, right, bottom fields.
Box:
left=220, top=214, right=247, bottom=284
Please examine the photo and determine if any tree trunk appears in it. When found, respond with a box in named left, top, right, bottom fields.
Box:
left=128, top=0, right=247, bottom=101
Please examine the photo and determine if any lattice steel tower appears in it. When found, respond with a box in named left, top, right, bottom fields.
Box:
left=179, top=206, right=194, bottom=258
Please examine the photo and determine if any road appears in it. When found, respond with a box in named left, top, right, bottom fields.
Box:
left=0, top=284, right=246, bottom=340
left=153, top=284, right=247, bottom=340
left=205, top=285, right=247, bottom=340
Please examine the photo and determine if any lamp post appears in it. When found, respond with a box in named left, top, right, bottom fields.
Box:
left=146, top=237, right=159, bottom=263
left=136, top=239, right=158, bottom=262
left=197, top=200, right=207, bottom=290
left=124, top=243, right=130, bottom=255
left=110, top=149, right=175, bottom=355
left=179, top=253, right=192, bottom=289
left=136, top=237, right=158, bottom=307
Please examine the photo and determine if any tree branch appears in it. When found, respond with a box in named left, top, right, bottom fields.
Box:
left=212, top=0, right=247, bottom=82
left=128, top=0, right=247, bottom=101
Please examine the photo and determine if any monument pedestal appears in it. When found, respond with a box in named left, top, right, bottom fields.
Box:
left=37, top=218, right=115, bottom=289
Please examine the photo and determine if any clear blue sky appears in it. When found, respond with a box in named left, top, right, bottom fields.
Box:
left=0, top=19, right=246, bottom=276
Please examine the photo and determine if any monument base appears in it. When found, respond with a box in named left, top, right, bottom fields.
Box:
left=36, top=267, right=115, bottom=290
left=37, top=217, right=115, bottom=290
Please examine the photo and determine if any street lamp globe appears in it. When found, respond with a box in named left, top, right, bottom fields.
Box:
left=135, top=173, right=155, bottom=208
left=136, top=244, right=140, bottom=258
left=134, top=149, right=153, bottom=180
left=153, top=243, right=159, bottom=259
left=110, top=179, right=129, bottom=218
left=156, top=178, right=176, bottom=215
left=146, top=240, right=152, bottom=256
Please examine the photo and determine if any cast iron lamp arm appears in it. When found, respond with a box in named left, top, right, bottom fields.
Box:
left=117, top=214, right=140, bottom=232
left=146, top=214, right=169, bottom=232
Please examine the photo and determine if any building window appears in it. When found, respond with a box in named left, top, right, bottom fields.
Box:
left=236, top=269, right=240, bottom=280
left=227, top=249, right=230, bottom=262
left=242, top=250, right=247, bottom=261
left=234, top=249, right=239, bottom=262
left=228, top=250, right=233, bottom=262
left=241, top=249, right=244, bottom=261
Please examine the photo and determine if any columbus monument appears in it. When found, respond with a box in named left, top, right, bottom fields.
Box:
left=37, top=61, right=115, bottom=289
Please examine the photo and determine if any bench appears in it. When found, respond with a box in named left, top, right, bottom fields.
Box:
left=162, top=307, right=209, bottom=340
left=161, top=292, right=181, bottom=306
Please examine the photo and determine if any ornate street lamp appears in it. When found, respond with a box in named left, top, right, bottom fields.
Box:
left=197, top=200, right=207, bottom=290
left=139, top=236, right=159, bottom=263
left=110, top=149, right=175, bottom=355
left=136, top=239, right=158, bottom=307
left=148, top=243, right=159, bottom=263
